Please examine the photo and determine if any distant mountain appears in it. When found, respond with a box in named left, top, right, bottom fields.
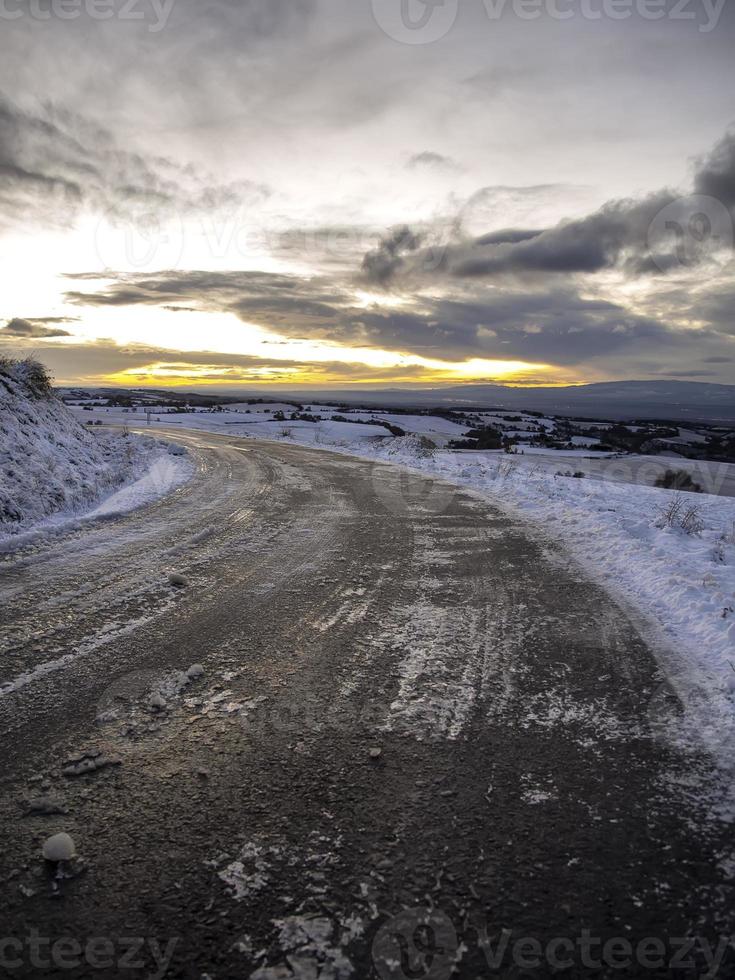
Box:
left=289, top=380, right=735, bottom=423
left=59, top=380, right=735, bottom=424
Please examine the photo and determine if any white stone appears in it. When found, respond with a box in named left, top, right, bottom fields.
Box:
left=42, top=832, right=76, bottom=862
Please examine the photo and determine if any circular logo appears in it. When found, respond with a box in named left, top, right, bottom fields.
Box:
left=371, top=0, right=458, bottom=45
left=372, top=908, right=458, bottom=980
left=93, top=206, right=186, bottom=272
left=95, top=668, right=162, bottom=726
left=647, top=194, right=733, bottom=273
left=371, top=460, right=457, bottom=518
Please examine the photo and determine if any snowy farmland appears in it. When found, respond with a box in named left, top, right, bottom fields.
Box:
left=67, top=400, right=735, bottom=497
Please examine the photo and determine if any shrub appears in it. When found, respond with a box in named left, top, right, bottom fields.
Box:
left=654, top=469, right=702, bottom=493
left=0, top=357, right=54, bottom=398
left=414, top=435, right=437, bottom=457
left=452, top=426, right=503, bottom=451
left=497, top=459, right=518, bottom=478
left=655, top=494, right=705, bottom=536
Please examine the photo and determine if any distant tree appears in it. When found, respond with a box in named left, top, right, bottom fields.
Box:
left=654, top=469, right=702, bottom=493
left=476, top=427, right=503, bottom=450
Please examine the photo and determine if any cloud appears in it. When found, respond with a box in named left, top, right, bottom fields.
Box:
left=361, top=225, right=424, bottom=286
left=475, top=229, right=545, bottom=246
left=0, top=317, right=72, bottom=338
left=0, top=336, right=446, bottom=387
left=364, top=129, right=735, bottom=287
left=64, top=270, right=352, bottom=332
left=0, top=94, right=270, bottom=229
left=648, top=370, right=721, bottom=378
left=407, top=152, right=457, bottom=171
left=694, top=130, right=735, bottom=209
left=61, top=269, right=735, bottom=378
left=410, top=190, right=683, bottom=280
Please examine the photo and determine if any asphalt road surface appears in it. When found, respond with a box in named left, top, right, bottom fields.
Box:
left=0, top=430, right=732, bottom=980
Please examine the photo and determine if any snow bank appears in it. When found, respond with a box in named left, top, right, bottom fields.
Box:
left=86, top=454, right=192, bottom=520
left=0, top=359, right=192, bottom=539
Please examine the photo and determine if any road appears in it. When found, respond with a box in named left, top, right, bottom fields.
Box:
left=0, top=430, right=732, bottom=979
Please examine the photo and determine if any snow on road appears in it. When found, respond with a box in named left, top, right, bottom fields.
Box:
left=343, top=436, right=735, bottom=766
left=57, top=403, right=735, bottom=764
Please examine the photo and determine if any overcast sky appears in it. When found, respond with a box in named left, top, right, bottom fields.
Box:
left=1, top=0, right=734, bottom=388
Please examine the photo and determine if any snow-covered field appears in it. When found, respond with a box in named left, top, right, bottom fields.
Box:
left=69, top=403, right=470, bottom=446
left=69, top=402, right=735, bottom=495
left=0, top=362, right=192, bottom=544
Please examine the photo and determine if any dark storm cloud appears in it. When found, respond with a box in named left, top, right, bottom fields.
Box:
left=658, top=279, right=735, bottom=337
left=351, top=290, right=713, bottom=365
left=694, top=130, right=735, bottom=208
left=0, top=95, right=270, bottom=227
left=364, top=129, right=735, bottom=287
left=361, top=226, right=424, bottom=286
left=62, top=269, right=734, bottom=372
left=415, top=190, right=686, bottom=280
left=475, top=229, right=545, bottom=246
left=64, top=270, right=352, bottom=329
left=0, top=317, right=71, bottom=338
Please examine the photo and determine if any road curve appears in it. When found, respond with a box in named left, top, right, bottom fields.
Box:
left=0, top=430, right=732, bottom=979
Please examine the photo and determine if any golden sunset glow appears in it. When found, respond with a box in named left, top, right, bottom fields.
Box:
left=101, top=353, right=560, bottom=389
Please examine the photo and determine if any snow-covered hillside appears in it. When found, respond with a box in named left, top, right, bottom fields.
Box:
left=0, top=359, right=191, bottom=539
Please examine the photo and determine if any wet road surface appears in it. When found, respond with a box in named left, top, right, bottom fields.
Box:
left=0, top=430, right=732, bottom=979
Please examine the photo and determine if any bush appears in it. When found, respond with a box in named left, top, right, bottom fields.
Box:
left=414, top=435, right=437, bottom=457
left=654, top=469, right=702, bottom=493
left=453, top=426, right=503, bottom=451
left=655, top=494, right=705, bottom=536
left=0, top=357, right=54, bottom=399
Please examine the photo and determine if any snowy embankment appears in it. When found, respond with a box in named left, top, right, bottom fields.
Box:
left=0, top=360, right=192, bottom=543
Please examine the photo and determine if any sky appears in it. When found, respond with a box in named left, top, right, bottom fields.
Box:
left=1, top=0, right=734, bottom=390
